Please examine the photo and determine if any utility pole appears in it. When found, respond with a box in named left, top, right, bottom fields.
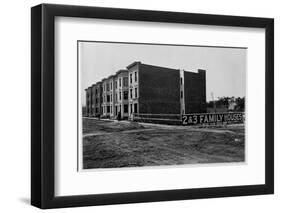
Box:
left=211, top=92, right=216, bottom=113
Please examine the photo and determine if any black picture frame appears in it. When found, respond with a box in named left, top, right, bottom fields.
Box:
left=31, top=3, right=274, bottom=209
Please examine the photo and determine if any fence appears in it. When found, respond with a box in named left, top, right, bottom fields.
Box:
left=182, top=112, right=245, bottom=126
left=132, top=113, right=182, bottom=125
left=132, top=112, right=245, bottom=126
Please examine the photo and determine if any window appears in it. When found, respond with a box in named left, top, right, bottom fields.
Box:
left=119, top=78, right=121, bottom=87
left=115, top=93, right=117, bottom=102
left=180, top=91, right=183, bottom=99
left=130, top=89, right=132, bottom=99
left=130, top=73, right=132, bottom=84
left=123, top=91, right=128, bottom=100
left=106, top=83, right=109, bottom=91
left=134, top=103, right=138, bottom=113
left=107, top=106, right=110, bottom=113
left=135, top=88, right=138, bottom=98
left=135, top=72, right=137, bottom=82
left=180, top=78, right=183, bottom=85
left=123, top=77, right=128, bottom=87
left=96, top=98, right=98, bottom=104
left=107, top=95, right=110, bottom=102
left=119, top=92, right=121, bottom=100
left=130, top=104, right=132, bottom=114
left=110, top=82, right=112, bottom=90
left=124, top=104, right=128, bottom=113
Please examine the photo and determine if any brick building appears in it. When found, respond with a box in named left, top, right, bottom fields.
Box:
left=114, top=70, right=129, bottom=119
left=101, top=77, right=109, bottom=117
left=85, top=87, right=91, bottom=116
left=85, top=62, right=206, bottom=119
left=183, top=69, right=206, bottom=113
left=90, top=82, right=102, bottom=116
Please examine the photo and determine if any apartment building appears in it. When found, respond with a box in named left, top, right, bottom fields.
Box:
left=127, top=62, right=139, bottom=117
left=85, top=62, right=206, bottom=119
left=90, top=84, right=96, bottom=116
left=114, top=70, right=129, bottom=119
left=91, top=81, right=102, bottom=115
left=101, top=78, right=110, bottom=117
left=85, top=86, right=92, bottom=116
left=107, top=75, right=115, bottom=118
left=127, top=62, right=184, bottom=118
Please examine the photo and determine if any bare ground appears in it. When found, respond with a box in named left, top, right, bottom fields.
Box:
left=82, top=118, right=245, bottom=169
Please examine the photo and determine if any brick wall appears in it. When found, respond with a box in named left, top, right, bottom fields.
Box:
left=138, top=64, right=181, bottom=114
left=184, top=70, right=206, bottom=113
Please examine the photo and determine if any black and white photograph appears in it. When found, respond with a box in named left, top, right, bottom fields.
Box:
left=27, top=2, right=275, bottom=209
left=79, top=41, right=246, bottom=170
left=29, top=2, right=274, bottom=209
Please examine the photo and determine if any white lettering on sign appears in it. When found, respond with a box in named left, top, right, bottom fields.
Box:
left=182, top=112, right=244, bottom=126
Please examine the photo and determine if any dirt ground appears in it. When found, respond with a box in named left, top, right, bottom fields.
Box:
left=82, top=118, right=245, bottom=169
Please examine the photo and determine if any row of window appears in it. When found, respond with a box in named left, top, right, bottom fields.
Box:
left=129, top=72, right=138, bottom=84
left=102, top=104, right=129, bottom=114
left=130, top=88, right=138, bottom=99
left=88, top=103, right=138, bottom=115
left=90, top=88, right=138, bottom=105
left=101, top=103, right=138, bottom=114
left=89, top=78, right=127, bottom=95
left=91, top=73, right=137, bottom=98
left=102, top=77, right=129, bottom=92
left=115, top=77, right=128, bottom=88
left=92, top=88, right=99, bottom=95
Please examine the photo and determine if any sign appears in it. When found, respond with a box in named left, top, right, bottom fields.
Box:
left=182, top=112, right=244, bottom=126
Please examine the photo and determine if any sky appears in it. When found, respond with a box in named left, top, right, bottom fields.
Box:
left=79, top=41, right=246, bottom=106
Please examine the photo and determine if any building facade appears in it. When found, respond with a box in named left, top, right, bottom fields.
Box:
left=85, top=87, right=92, bottom=116
left=85, top=62, right=206, bottom=119
left=107, top=75, right=115, bottom=118
left=101, top=78, right=110, bottom=117
left=90, top=84, right=96, bottom=116
left=127, top=62, right=182, bottom=118
left=114, top=70, right=129, bottom=119
left=90, top=82, right=102, bottom=116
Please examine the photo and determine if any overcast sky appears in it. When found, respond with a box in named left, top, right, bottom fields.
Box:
left=79, top=41, right=246, bottom=106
